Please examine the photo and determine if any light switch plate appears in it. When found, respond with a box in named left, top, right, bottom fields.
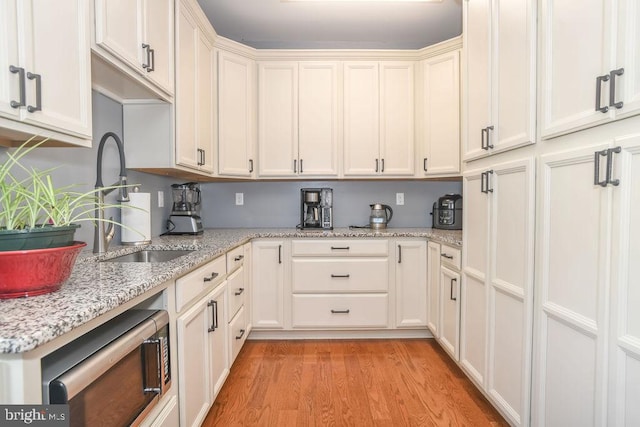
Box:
left=235, top=193, right=244, bottom=205
left=158, top=191, right=164, bottom=208
left=396, top=193, right=405, bottom=205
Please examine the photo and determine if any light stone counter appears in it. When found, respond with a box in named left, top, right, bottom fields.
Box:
left=0, top=228, right=461, bottom=354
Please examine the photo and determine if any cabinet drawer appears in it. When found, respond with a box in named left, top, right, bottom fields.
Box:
left=175, top=255, right=226, bottom=312
left=292, top=294, right=388, bottom=328
left=227, top=267, right=245, bottom=319
left=291, top=239, right=388, bottom=257
left=229, top=306, right=247, bottom=363
left=440, top=244, right=461, bottom=271
left=292, top=258, right=388, bottom=292
left=226, top=246, right=245, bottom=273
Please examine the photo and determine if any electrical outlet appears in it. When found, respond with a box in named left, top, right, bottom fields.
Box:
left=396, top=193, right=405, bottom=205
left=235, top=193, right=244, bottom=205
left=158, top=191, right=164, bottom=208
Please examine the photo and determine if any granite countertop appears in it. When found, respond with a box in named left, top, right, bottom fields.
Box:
left=0, top=227, right=461, bottom=354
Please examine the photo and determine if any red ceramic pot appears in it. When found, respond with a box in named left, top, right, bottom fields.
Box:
left=0, top=241, right=86, bottom=299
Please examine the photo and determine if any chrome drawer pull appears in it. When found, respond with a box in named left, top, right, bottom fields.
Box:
left=330, top=246, right=350, bottom=250
left=330, top=274, right=350, bottom=278
left=331, top=309, right=350, bottom=314
left=203, top=272, right=219, bottom=282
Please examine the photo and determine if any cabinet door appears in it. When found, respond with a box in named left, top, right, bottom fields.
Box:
left=609, top=134, right=640, bottom=426
left=142, top=0, right=174, bottom=94
left=427, top=241, right=441, bottom=336
left=461, top=167, right=489, bottom=385
left=196, top=32, right=215, bottom=173
left=94, top=0, right=142, bottom=72
left=422, top=51, right=460, bottom=176
left=380, top=62, right=415, bottom=176
left=440, top=266, right=460, bottom=361
left=175, top=6, right=199, bottom=170
left=492, top=0, right=536, bottom=153
left=23, top=0, right=91, bottom=137
left=539, top=0, right=615, bottom=138
left=177, top=299, right=211, bottom=427
left=0, top=0, right=20, bottom=119
left=208, top=285, right=229, bottom=400
left=258, top=62, right=298, bottom=177
left=252, top=240, right=285, bottom=329
left=299, top=62, right=339, bottom=177
left=343, top=62, right=379, bottom=176
left=395, top=240, right=427, bottom=328
left=615, top=0, right=640, bottom=119
left=533, top=143, right=612, bottom=427
left=462, top=0, right=491, bottom=161
left=218, top=50, right=254, bottom=177
left=487, top=158, right=535, bottom=427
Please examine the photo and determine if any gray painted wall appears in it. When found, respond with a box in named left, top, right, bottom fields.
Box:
left=200, top=180, right=462, bottom=228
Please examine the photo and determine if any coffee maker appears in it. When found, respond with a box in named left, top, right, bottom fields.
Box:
left=167, top=182, right=204, bottom=234
left=300, top=188, right=333, bottom=230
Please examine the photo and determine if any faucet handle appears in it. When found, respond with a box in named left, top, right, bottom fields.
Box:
left=105, top=218, right=115, bottom=243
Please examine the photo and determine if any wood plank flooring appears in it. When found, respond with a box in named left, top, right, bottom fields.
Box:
left=203, top=339, right=508, bottom=426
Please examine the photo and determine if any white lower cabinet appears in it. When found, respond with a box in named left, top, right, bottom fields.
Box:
left=252, top=240, right=286, bottom=329
left=439, top=264, right=460, bottom=360
left=395, top=240, right=428, bottom=328
left=226, top=244, right=250, bottom=364
left=426, top=241, right=442, bottom=336
left=462, top=156, right=535, bottom=426
left=533, top=130, right=640, bottom=426
left=292, top=294, right=388, bottom=328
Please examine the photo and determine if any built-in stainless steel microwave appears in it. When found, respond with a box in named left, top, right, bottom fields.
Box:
left=42, top=310, right=171, bottom=427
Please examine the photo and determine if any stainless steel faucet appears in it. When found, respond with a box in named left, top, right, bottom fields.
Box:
left=94, top=132, right=130, bottom=254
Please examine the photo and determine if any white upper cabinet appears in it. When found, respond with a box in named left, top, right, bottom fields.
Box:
left=217, top=50, right=255, bottom=178
left=539, top=0, right=640, bottom=139
left=463, top=0, right=536, bottom=160
left=175, top=0, right=215, bottom=174
left=258, top=61, right=339, bottom=178
left=420, top=50, right=461, bottom=176
left=0, top=0, right=92, bottom=146
left=344, top=61, right=415, bottom=177
left=94, top=0, right=174, bottom=96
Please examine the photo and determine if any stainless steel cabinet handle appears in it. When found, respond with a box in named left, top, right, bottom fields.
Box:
left=481, top=127, right=487, bottom=150
left=609, top=68, right=624, bottom=109
left=249, top=159, right=254, bottom=173
left=594, top=149, right=608, bottom=187
left=9, top=66, right=25, bottom=108
left=381, top=158, right=385, bottom=173
left=330, top=309, right=350, bottom=314
left=142, top=44, right=150, bottom=69
left=423, top=158, right=428, bottom=172
left=486, top=125, right=494, bottom=149
left=203, top=272, right=219, bottom=282
left=234, top=255, right=244, bottom=261
left=26, top=72, right=41, bottom=113
left=441, top=253, right=453, bottom=259
left=375, top=158, right=379, bottom=173
left=207, top=300, right=217, bottom=332
left=235, top=329, right=246, bottom=340
left=278, top=244, right=282, bottom=264
left=330, top=274, right=350, bottom=278
left=450, top=278, right=457, bottom=301
left=596, top=74, right=610, bottom=113
left=293, top=159, right=297, bottom=173
left=148, top=48, right=155, bottom=72
left=201, top=149, right=205, bottom=166
left=606, top=146, right=621, bottom=186
left=300, top=159, right=304, bottom=173
left=481, top=171, right=487, bottom=194
left=486, top=170, right=494, bottom=193
left=398, top=245, right=402, bottom=263
left=234, top=287, right=245, bottom=296
left=331, top=246, right=350, bottom=250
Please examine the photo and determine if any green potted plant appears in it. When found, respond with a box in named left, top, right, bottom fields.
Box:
left=0, top=137, right=130, bottom=298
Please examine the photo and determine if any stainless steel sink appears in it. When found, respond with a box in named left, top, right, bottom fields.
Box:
left=103, top=250, right=194, bottom=263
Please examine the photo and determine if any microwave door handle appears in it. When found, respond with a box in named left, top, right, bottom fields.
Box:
left=142, top=338, right=162, bottom=394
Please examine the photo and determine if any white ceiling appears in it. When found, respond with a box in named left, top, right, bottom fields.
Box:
left=196, top=0, right=462, bottom=50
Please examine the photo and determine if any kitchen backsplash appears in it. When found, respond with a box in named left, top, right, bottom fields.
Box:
left=200, top=180, right=462, bottom=228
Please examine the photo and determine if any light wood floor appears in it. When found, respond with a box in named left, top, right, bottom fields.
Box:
left=203, top=339, right=508, bottom=426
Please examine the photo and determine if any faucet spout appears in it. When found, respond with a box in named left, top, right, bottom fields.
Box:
left=94, top=132, right=129, bottom=254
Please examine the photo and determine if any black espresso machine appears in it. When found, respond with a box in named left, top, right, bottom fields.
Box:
left=431, top=193, right=462, bottom=230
